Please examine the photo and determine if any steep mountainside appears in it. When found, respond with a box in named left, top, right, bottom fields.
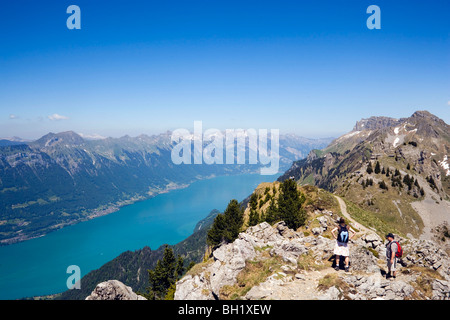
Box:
left=0, top=131, right=331, bottom=244
left=279, top=111, right=450, bottom=242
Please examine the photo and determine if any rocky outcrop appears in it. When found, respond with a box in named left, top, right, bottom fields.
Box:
left=175, top=221, right=308, bottom=300
left=402, top=239, right=450, bottom=279
left=85, top=280, right=147, bottom=300
left=175, top=221, right=450, bottom=300
left=353, top=116, right=400, bottom=132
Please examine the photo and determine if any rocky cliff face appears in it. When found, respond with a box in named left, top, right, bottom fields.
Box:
left=353, top=116, right=401, bottom=132
left=174, top=220, right=450, bottom=300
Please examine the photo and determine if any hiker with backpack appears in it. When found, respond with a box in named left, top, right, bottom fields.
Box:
left=331, top=218, right=356, bottom=272
left=385, top=233, right=402, bottom=280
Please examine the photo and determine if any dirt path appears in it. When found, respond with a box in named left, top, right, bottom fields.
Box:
left=334, top=195, right=371, bottom=235
left=246, top=267, right=337, bottom=300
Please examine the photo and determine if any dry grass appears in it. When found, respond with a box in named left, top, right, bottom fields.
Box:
left=317, top=273, right=353, bottom=297
left=297, top=252, right=330, bottom=272
left=185, top=258, right=214, bottom=278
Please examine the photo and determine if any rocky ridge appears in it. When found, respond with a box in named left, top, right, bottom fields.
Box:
left=174, top=218, right=450, bottom=300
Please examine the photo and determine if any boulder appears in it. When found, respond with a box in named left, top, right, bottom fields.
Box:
left=85, top=280, right=146, bottom=300
left=432, top=279, right=450, bottom=300
left=174, top=274, right=214, bottom=300
left=362, top=233, right=383, bottom=249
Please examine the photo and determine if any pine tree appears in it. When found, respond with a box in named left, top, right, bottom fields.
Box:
left=414, top=179, right=419, bottom=188
left=277, top=179, right=306, bottom=230
left=420, top=187, right=425, bottom=196
left=403, top=174, right=413, bottom=190
left=207, top=214, right=227, bottom=247
left=207, top=199, right=243, bottom=246
left=224, top=199, right=244, bottom=242
left=264, top=195, right=279, bottom=224
left=378, top=180, right=388, bottom=190
left=426, top=175, right=437, bottom=190
left=146, top=245, right=183, bottom=300
left=374, top=161, right=381, bottom=174
left=366, top=162, right=373, bottom=174
left=248, top=193, right=260, bottom=227
left=175, top=255, right=185, bottom=279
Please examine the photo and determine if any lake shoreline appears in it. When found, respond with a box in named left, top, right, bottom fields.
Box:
left=0, top=177, right=203, bottom=246
left=0, top=171, right=265, bottom=247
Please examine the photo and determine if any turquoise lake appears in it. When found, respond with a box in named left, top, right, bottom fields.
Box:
left=0, top=173, right=277, bottom=300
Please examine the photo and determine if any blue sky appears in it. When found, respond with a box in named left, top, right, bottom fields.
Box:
left=0, top=0, right=448, bottom=139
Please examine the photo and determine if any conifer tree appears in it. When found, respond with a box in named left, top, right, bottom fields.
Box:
left=206, top=213, right=227, bottom=247
left=277, top=179, right=306, bottom=230
left=420, top=187, right=425, bottom=197
left=207, top=199, right=243, bottom=247
left=264, top=195, right=279, bottom=224
left=378, top=180, right=388, bottom=190
left=223, top=199, right=244, bottom=242
left=366, top=162, right=373, bottom=174
left=374, top=161, right=381, bottom=174
left=146, top=245, right=184, bottom=300
left=248, top=193, right=260, bottom=227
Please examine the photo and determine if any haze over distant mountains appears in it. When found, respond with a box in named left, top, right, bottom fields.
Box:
left=0, top=130, right=332, bottom=245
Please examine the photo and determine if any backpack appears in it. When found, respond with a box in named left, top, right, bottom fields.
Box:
left=394, top=241, right=403, bottom=258
left=337, top=225, right=349, bottom=243
left=388, top=240, right=403, bottom=258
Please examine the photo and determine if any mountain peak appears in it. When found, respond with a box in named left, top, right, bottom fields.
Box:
left=409, top=110, right=445, bottom=124
left=33, top=131, right=85, bottom=148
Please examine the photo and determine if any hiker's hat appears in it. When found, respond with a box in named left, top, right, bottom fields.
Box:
left=385, top=233, right=395, bottom=239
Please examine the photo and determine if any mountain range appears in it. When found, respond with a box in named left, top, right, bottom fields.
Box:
left=0, top=131, right=332, bottom=245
